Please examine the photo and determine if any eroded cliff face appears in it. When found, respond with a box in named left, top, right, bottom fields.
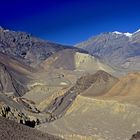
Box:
left=0, top=102, right=29, bottom=124
left=0, top=93, right=41, bottom=127
left=74, top=52, right=114, bottom=73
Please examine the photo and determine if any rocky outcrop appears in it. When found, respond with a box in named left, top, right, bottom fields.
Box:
left=0, top=93, right=41, bottom=127
left=130, top=131, right=140, bottom=140
left=0, top=102, right=31, bottom=126
left=0, top=27, right=65, bottom=66
left=0, top=27, right=84, bottom=67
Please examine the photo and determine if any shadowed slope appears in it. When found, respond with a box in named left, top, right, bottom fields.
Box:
left=0, top=52, right=34, bottom=96
left=0, top=116, right=63, bottom=140
left=0, top=27, right=71, bottom=66
left=0, top=52, right=35, bottom=75
left=81, top=70, right=119, bottom=97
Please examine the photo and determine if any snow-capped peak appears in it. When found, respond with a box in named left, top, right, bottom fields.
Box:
left=124, top=32, right=132, bottom=37
left=113, top=31, right=122, bottom=35
left=133, top=29, right=140, bottom=34
left=113, top=28, right=140, bottom=37
left=113, top=31, right=132, bottom=37
left=0, top=26, right=10, bottom=32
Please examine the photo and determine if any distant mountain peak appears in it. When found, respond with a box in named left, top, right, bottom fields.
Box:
left=0, top=26, right=10, bottom=33
left=113, top=31, right=122, bottom=35
left=133, top=28, right=140, bottom=34
left=76, top=28, right=140, bottom=71
left=124, top=32, right=133, bottom=37
left=113, top=31, right=132, bottom=37
left=113, top=28, right=140, bottom=37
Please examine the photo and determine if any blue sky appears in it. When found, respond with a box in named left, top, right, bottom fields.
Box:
left=1, top=0, right=140, bottom=45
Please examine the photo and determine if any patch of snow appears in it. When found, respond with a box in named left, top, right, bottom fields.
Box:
left=113, top=31, right=122, bottom=35
left=124, top=32, right=132, bottom=37
left=4, top=29, right=10, bottom=32
left=113, top=31, right=132, bottom=37
left=133, top=29, right=140, bottom=34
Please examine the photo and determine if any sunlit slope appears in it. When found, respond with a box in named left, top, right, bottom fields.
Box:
left=40, top=49, right=114, bottom=73
left=38, top=95, right=140, bottom=140
left=99, top=72, right=140, bottom=106
left=37, top=72, right=140, bottom=140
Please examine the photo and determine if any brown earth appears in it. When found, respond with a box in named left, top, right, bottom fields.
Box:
left=0, top=116, right=63, bottom=140
left=37, top=71, right=140, bottom=140
left=41, top=70, right=118, bottom=121
left=98, top=72, right=140, bottom=106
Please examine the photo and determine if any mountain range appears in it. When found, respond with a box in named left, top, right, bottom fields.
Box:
left=76, top=30, right=140, bottom=72
left=0, top=27, right=140, bottom=140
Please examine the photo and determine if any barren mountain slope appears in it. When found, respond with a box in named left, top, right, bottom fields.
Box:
left=98, top=72, right=140, bottom=106
left=0, top=27, right=72, bottom=66
left=23, top=49, right=115, bottom=111
left=0, top=116, right=63, bottom=140
left=0, top=52, right=33, bottom=96
left=76, top=31, right=140, bottom=72
left=38, top=95, right=140, bottom=140
left=1, top=27, right=140, bottom=140
left=40, top=49, right=114, bottom=73
left=37, top=72, right=140, bottom=140
left=39, top=71, right=118, bottom=121
left=81, top=70, right=119, bottom=97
